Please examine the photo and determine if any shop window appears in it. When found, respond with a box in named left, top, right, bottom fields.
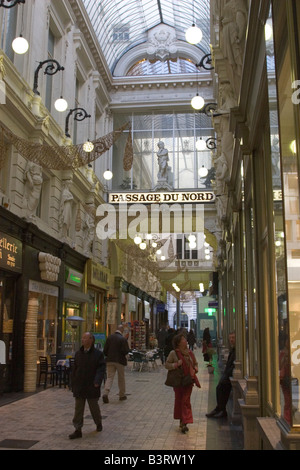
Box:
left=63, top=302, right=83, bottom=355
left=29, top=292, right=58, bottom=358
left=272, top=0, right=300, bottom=427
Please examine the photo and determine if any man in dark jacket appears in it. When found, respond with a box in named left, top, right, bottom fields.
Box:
left=69, top=332, right=106, bottom=439
left=102, top=324, right=130, bottom=403
left=206, top=331, right=236, bottom=419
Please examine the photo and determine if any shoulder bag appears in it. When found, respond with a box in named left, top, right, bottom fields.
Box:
left=165, top=366, right=184, bottom=387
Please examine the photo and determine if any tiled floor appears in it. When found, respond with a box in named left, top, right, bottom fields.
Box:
left=0, top=348, right=243, bottom=451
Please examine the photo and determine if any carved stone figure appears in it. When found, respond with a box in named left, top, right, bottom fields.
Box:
left=221, top=0, right=247, bottom=94
left=215, top=153, right=230, bottom=182
left=218, top=82, right=237, bottom=112
left=83, top=210, right=95, bottom=256
left=59, top=180, right=74, bottom=238
left=157, top=141, right=169, bottom=180
left=22, top=162, right=43, bottom=219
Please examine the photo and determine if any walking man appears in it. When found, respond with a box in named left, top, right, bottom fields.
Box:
left=102, top=324, right=130, bottom=403
left=69, top=332, right=106, bottom=439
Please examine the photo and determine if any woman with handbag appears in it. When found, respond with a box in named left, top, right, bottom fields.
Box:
left=165, top=333, right=201, bottom=433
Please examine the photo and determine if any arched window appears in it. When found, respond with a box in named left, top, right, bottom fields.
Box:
left=127, top=57, right=198, bottom=76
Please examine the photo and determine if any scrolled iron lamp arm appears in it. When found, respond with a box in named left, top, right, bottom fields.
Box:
left=33, top=59, right=65, bottom=95
left=0, top=0, right=25, bottom=8
left=65, top=108, right=91, bottom=138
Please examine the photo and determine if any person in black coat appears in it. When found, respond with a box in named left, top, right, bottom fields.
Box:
left=206, top=332, right=236, bottom=419
left=69, top=332, right=106, bottom=439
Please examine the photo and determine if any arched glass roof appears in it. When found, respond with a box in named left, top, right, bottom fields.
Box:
left=82, top=0, right=211, bottom=73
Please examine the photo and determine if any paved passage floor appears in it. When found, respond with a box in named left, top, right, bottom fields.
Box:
left=0, top=348, right=243, bottom=453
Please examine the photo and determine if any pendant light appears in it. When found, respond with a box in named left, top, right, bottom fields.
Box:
left=185, top=24, right=203, bottom=45
left=185, top=1, right=203, bottom=45
left=12, top=34, right=29, bottom=54
left=12, top=5, right=28, bottom=54
left=103, top=169, right=113, bottom=180
left=199, top=165, right=208, bottom=178
left=196, top=138, right=207, bottom=151
left=54, top=96, right=68, bottom=112
left=83, top=139, right=94, bottom=153
left=83, top=115, right=94, bottom=152
left=191, top=93, right=205, bottom=110
left=134, top=235, right=142, bottom=245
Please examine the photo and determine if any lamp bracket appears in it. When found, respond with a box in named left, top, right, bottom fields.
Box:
left=33, top=59, right=64, bottom=95
left=0, top=0, right=25, bottom=8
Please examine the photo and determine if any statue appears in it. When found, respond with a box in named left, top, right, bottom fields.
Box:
left=82, top=210, right=95, bottom=256
left=59, top=180, right=74, bottom=238
left=215, top=153, right=230, bottom=182
left=221, top=0, right=247, bottom=95
left=22, top=162, right=43, bottom=219
left=157, top=141, right=169, bottom=180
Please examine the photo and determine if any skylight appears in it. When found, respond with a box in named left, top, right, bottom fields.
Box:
left=82, top=0, right=211, bottom=73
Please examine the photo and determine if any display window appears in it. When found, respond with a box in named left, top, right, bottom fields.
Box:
left=62, top=302, right=84, bottom=355
left=28, top=291, right=58, bottom=358
left=272, top=0, right=300, bottom=427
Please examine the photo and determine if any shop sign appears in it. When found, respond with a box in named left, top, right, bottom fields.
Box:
left=87, top=260, right=109, bottom=289
left=0, top=232, right=22, bottom=273
left=29, top=280, right=59, bottom=297
left=66, top=267, right=83, bottom=287
left=109, top=191, right=215, bottom=204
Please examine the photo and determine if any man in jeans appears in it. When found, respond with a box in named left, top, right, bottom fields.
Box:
left=102, top=324, right=130, bottom=403
left=206, top=331, right=236, bottom=419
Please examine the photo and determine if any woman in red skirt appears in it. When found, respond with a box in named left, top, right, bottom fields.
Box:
left=165, top=333, right=201, bottom=433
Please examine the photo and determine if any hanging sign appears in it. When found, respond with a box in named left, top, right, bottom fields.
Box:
left=109, top=191, right=215, bottom=204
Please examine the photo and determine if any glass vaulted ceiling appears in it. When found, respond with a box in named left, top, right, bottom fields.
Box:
left=82, top=0, right=211, bottom=73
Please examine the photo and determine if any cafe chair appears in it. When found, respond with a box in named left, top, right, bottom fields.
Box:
left=147, top=351, right=161, bottom=370
left=38, top=356, right=57, bottom=389
left=132, top=351, right=149, bottom=372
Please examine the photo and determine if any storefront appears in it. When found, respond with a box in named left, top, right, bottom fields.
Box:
left=86, top=260, right=110, bottom=347
left=270, top=0, right=300, bottom=443
left=0, top=230, right=22, bottom=393
left=62, top=260, right=89, bottom=355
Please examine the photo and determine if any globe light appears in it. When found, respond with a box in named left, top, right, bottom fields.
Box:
left=189, top=241, right=197, bottom=249
left=185, top=25, right=203, bottom=45
left=134, top=235, right=142, bottom=245
left=265, top=22, right=273, bottom=41
left=54, top=96, right=68, bottom=112
left=191, top=93, right=205, bottom=110
left=83, top=140, right=94, bottom=153
left=12, top=35, right=29, bottom=55
left=139, top=242, right=147, bottom=250
left=196, top=138, right=207, bottom=151
left=188, top=234, right=196, bottom=243
left=103, top=169, right=113, bottom=180
left=198, top=165, right=208, bottom=178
